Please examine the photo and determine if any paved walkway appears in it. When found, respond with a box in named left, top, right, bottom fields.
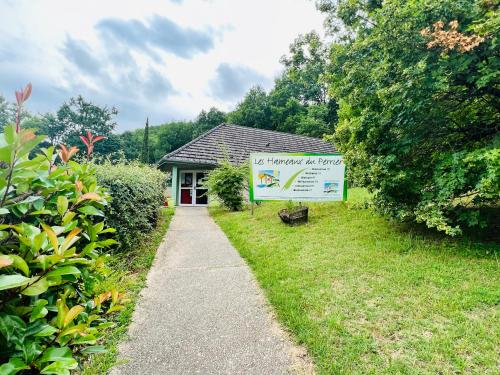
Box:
left=112, top=207, right=306, bottom=375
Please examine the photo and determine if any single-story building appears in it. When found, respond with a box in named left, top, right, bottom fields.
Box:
left=159, top=123, right=336, bottom=206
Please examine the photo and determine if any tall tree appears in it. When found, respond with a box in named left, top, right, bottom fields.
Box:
left=228, top=86, right=273, bottom=130
left=119, top=130, right=143, bottom=161
left=267, top=31, right=337, bottom=136
left=141, top=117, right=150, bottom=164
left=278, top=31, right=330, bottom=105
left=316, top=0, right=383, bottom=40
left=156, top=122, right=194, bottom=158
left=0, top=94, right=31, bottom=132
left=323, top=0, right=499, bottom=235
left=0, top=94, right=13, bottom=130
left=193, top=107, right=227, bottom=137
left=117, top=121, right=195, bottom=163
left=39, top=95, right=121, bottom=156
left=56, top=95, right=117, bottom=142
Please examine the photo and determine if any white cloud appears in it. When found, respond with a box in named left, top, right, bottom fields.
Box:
left=0, top=0, right=325, bottom=131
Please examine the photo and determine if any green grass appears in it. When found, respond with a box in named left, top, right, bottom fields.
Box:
left=209, top=189, right=499, bottom=375
left=82, top=206, right=175, bottom=375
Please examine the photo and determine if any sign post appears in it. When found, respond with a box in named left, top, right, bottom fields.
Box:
left=249, top=153, right=346, bottom=203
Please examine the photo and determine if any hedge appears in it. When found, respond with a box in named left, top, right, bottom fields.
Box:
left=93, top=162, right=167, bottom=250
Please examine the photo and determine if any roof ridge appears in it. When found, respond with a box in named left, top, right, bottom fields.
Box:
left=159, top=123, right=226, bottom=162
left=223, top=123, right=329, bottom=142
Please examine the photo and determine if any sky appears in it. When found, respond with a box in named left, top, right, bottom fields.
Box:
left=0, top=0, right=325, bottom=132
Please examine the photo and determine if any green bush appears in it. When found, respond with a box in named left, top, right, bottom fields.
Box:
left=205, top=161, right=247, bottom=211
left=93, top=162, right=167, bottom=250
left=0, top=124, right=122, bottom=374
left=325, top=0, right=499, bottom=235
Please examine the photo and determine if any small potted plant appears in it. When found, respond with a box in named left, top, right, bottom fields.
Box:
left=278, top=200, right=308, bottom=225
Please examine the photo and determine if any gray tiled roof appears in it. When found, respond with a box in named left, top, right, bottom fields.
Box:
left=159, top=123, right=337, bottom=166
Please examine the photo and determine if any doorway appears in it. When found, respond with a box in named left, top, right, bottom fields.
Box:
left=179, top=171, right=209, bottom=206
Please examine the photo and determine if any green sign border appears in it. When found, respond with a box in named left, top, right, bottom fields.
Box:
left=248, top=152, right=347, bottom=203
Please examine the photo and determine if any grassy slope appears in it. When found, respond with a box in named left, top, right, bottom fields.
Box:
left=82, top=207, right=175, bottom=374
left=210, top=189, right=499, bottom=375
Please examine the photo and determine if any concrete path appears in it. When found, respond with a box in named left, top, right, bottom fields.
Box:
left=111, top=207, right=308, bottom=375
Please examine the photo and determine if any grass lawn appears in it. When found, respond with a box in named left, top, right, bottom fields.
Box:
left=82, top=206, right=175, bottom=374
left=209, top=189, right=499, bottom=375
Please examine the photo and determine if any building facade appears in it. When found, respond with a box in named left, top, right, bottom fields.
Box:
left=159, top=124, right=336, bottom=206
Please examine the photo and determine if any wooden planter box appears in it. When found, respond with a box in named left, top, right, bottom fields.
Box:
left=278, top=206, right=309, bottom=226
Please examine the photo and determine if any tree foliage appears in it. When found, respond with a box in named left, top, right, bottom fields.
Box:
left=193, top=107, right=227, bottom=137
left=118, top=121, right=193, bottom=163
left=323, top=0, right=499, bottom=235
left=140, top=118, right=150, bottom=164
left=0, top=94, right=14, bottom=131
left=229, top=32, right=338, bottom=138
left=23, top=96, right=122, bottom=159
left=228, top=86, right=273, bottom=130
left=117, top=108, right=226, bottom=164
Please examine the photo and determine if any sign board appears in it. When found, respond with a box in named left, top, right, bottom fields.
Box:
left=249, top=153, right=346, bottom=202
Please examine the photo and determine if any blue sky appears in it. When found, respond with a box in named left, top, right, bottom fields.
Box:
left=0, top=0, right=324, bottom=131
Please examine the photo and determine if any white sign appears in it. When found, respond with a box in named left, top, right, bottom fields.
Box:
left=249, top=153, right=346, bottom=202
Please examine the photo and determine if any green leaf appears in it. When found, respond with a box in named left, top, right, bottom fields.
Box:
left=0, top=358, right=29, bottom=375
left=95, top=239, right=119, bottom=248
left=39, top=347, right=73, bottom=364
left=99, top=227, right=116, bottom=233
left=63, top=305, right=84, bottom=327
left=33, top=232, right=47, bottom=252
left=106, top=305, right=125, bottom=314
left=61, top=211, right=75, bottom=226
left=0, top=313, right=26, bottom=344
left=0, top=146, right=12, bottom=163
left=5, top=254, right=30, bottom=276
left=40, top=359, right=77, bottom=375
left=56, top=299, right=67, bottom=329
left=56, top=196, right=68, bottom=216
left=79, top=243, right=96, bottom=257
left=0, top=274, right=30, bottom=291
left=34, top=324, right=58, bottom=337
left=4, top=124, right=15, bottom=143
left=33, top=197, right=44, bottom=210
left=0, top=207, right=9, bottom=215
left=46, top=266, right=81, bottom=278
left=96, top=322, right=115, bottom=330
left=30, top=299, right=49, bottom=322
left=41, top=223, right=60, bottom=255
left=34, top=254, right=63, bottom=271
left=21, top=339, right=42, bottom=365
left=0, top=231, right=8, bottom=241
left=16, top=203, right=29, bottom=215
left=59, top=258, right=92, bottom=266
left=21, top=277, right=49, bottom=296
left=59, top=323, right=86, bottom=337
left=71, top=334, right=96, bottom=345
left=47, top=275, right=63, bottom=287
left=18, top=134, right=45, bottom=157
left=93, top=221, right=104, bottom=234
left=29, top=210, right=53, bottom=215
left=80, top=345, right=107, bottom=355
left=77, top=206, right=104, bottom=217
